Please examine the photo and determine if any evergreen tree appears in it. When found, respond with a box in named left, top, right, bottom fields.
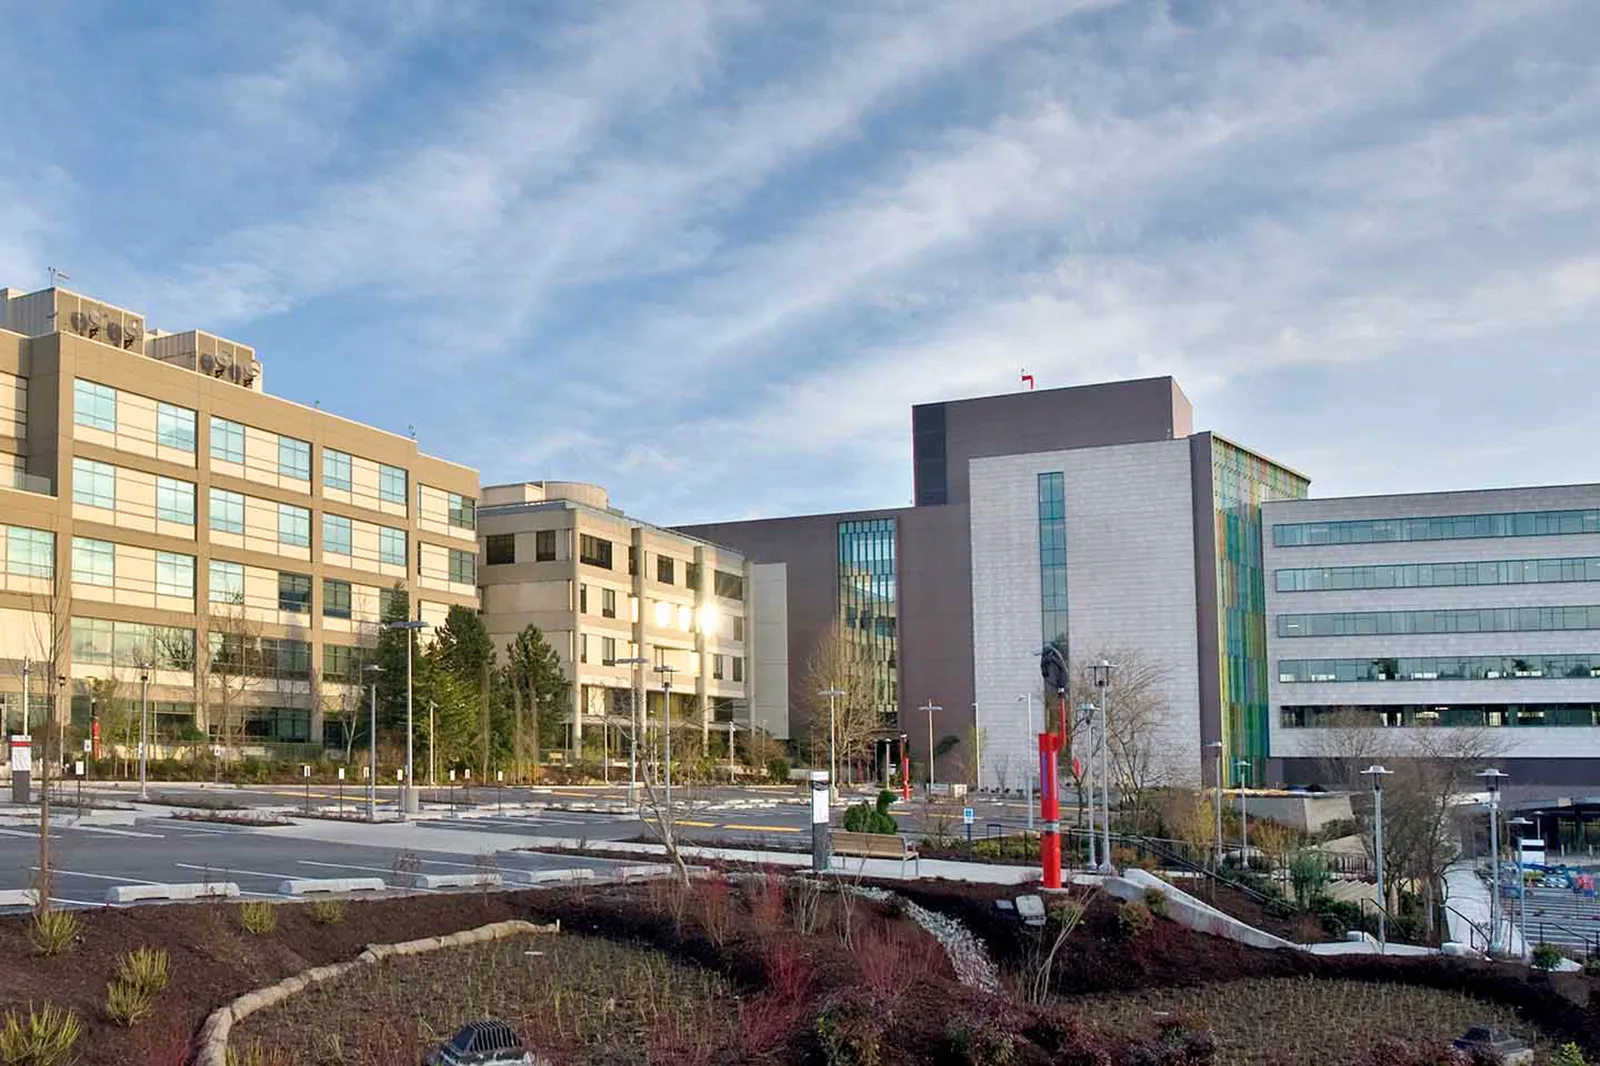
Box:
left=430, top=606, right=496, bottom=774
left=503, top=625, right=569, bottom=770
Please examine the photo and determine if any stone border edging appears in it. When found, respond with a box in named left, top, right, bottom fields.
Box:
left=193, top=917, right=558, bottom=1066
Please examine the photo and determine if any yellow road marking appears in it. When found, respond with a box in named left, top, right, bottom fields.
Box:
left=679, top=820, right=718, bottom=828
left=721, top=823, right=802, bottom=833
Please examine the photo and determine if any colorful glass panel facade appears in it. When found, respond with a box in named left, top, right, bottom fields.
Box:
left=838, top=518, right=899, bottom=724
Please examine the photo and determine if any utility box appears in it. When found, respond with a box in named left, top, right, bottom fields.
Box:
left=9, top=736, right=31, bottom=804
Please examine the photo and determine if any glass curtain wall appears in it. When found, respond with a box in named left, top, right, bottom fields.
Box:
left=837, top=518, right=898, bottom=726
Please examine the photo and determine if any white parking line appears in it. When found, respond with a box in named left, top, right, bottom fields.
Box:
left=172, top=861, right=303, bottom=883
left=72, top=825, right=166, bottom=839
left=31, top=867, right=162, bottom=885
left=294, top=860, right=434, bottom=888
left=0, top=828, right=58, bottom=839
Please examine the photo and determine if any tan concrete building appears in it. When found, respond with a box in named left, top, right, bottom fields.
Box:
left=0, top=284, right=478, bottom=752
left=477, top=482, right=785, bottom=758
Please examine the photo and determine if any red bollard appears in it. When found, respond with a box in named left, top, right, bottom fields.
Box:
left=1039, top=729, right=1062, bottom=888
left=900, top=736, right=911, bottom=802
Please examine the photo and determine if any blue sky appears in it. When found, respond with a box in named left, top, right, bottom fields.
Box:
left=1, top=1, right=1596, bottom=524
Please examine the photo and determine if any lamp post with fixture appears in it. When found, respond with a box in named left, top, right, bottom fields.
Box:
left=1360, top=764, right=1393, bottom=950
left=386, top=619, right=430, bottom=819
left=1477, top=768, right=1509, bottom=954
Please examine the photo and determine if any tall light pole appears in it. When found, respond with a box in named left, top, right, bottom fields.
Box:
left=656, top=663, right=677, bottom=811
left=919, top=700, right=941, bottom=795
left=1016, top=693, right=1035, bottom=831
left=1078, top=702, right=1098, bottom=869
left=428, top=700, right=437, bottom=787
left=819, top=688, right=844, bottom=802
left=1509, top=815, right=1533, bottom=959
left=1091, top=658, right=1113, bottom=873
left=1478, top=768, right=1509, bottom=954
left=363, top=664, right=383, bottom=821
left=20, top=657, right=30, bottom=736
left=137, top=662, right=151, bottom=801
left=1361, top=764, right=1393, bottom=951
left=972, top=701, right=982, bottom=791
left=387, top=619, right=429, bottom=819
left=1206, top=741, right=1224, bottom=868
left=1235, top=759, right=1252, bottom=866
left=615, top=656, right=649, bottom=806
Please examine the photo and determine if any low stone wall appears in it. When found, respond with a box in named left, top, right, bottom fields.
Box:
left=194, top=918, right=558, bottom=1066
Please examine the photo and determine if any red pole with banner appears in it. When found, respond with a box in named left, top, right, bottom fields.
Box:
left=899, top=734, right=911, bottom=802
left=1039, top=644, right=1072, bottom=890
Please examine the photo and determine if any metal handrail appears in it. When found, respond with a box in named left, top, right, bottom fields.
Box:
left=1439, top=901, right=1492, bottom=954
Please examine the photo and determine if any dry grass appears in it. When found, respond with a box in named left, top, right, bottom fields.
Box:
left=1063, top=977, right=1548, bottom=1066
left=234, top=934, right=736, bottom=1065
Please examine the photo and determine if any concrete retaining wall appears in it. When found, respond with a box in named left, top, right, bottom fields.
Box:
left=1110, top=868, right=1298, bottom=951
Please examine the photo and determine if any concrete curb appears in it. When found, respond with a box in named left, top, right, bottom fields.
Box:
left=502, top=868, right=597, bottom=885
left=106, top=882, right=240, bottom=904
left=277, top=877, right=386, bottom=896
left=0, top=889, right=39, bottom=907
left=194, top=918, right=557, bottom=1066
left=409, top=872, right=502, bottom=890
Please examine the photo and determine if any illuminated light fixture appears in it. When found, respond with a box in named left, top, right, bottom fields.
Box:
left=630, top=596, right=640, bottom=623
left=653, top=600, right=672, bottom=627
left=698, top=604, right=720, bottom=635
left=677, top=605, right=693, bottom=632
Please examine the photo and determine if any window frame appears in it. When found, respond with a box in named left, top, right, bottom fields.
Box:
left=156, top=476, right=196, bottom=525
left=378, top=527, right=407, bottom=566
left=209, top=488, right=245, bottom=535
left=156, top=402, right=197, bottom=451
left=448, top=548, right=475, bottom=584
left=323, top=448, right=353, bottom=491
left=278, top=503, right=312, bottom=547
left=484, top=533, right=515, bottom=566
left=447, top=492, right=476, bottom=530
left=208, top=559, right=245, bottom=604
left=71, top=537, right=116, bottom=587
left=278, top=436, right=312, bottom=481
left=378, top=464, right=408, bottom=505
left=322, top=578, right=353, bottom=619
left=657, top=555, right=675, bottom=585
left=535, top=529, right=557, bottom=562
left=73, top=379, right=117, bottom=432
left=277, top=571, right=312, bottom=614
left=155, top=551, right=195, bottom=598
left=323, top=513, right=353, bottom=557
left=209, top=416, right=246, bottom=464
left=71, top=457, right=117, bottom=510
left=5, top=526, right=54, bottom=578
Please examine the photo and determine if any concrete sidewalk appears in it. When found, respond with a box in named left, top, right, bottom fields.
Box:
left=1443, top=862, right=1517, bottom=955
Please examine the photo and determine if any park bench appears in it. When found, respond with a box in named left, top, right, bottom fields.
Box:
left=831, top=830, right=920, bottom=878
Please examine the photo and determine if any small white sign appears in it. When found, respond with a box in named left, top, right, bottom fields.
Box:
left=82, top=739, right=92, bottom=754
left=449, top=770, right=456, bottom=782
left=73, top=761, right=85, bottom=777
left=9, top=737, right=31, bottom=774
left=463, top=769, right=471, bottom=780
left=395, top=769, right=403, bottom=781
left=962, top=807, right=975, bottom=825
left=496, top=770, right=504, bottom=782
left=303, top=765, right=311, bottom=778
left=337, top=767, right=345, bottom=781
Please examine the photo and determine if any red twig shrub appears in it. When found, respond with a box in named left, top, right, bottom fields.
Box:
left=853, top=924, right=907, bottom=1004
left=750, top=867, right=787, bottom=932
left=696, top=874, right=734, bottom=946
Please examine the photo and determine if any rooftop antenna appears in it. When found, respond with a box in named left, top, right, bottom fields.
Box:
left=1021, top=368, right=1035, bottom=391
left=48, top=267, right=70, bottom=288
left=408, top=425, right=417, bottom=440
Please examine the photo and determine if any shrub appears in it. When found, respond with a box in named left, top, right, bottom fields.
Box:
left=1551, top=1043, right=1587, bottom=1066
left=1117, top=900, right=1155, bottom=939
left=238, top=900, right=278, bottom=935
left=1142, top=888, right=1170, bottom=918
left=1263, top=898, right=1300, bottom=920
left=105, top=979, right=154, bottom=1027
left=1530, top=942, right=1565, bottom=971
left=116, top=948, right=171, bottom=996
left=1584, top=956, right=1600, bottom=977
left=308, top=898, right=347, bottom=925
left=946, top=998, right=1020, bottom=1066
left=842, top=791, right=899, bottom=835
left=27, top=910, right=81, bottom=956
left=816, top=989, right=884, bottom=1066
left=1288, top=850, right=1330, bottom=906
left=0, top=1003, right=83, bottom=1066
left=766, top=757, right=790, bottom=782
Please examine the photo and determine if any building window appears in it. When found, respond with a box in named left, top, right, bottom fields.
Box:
left=157, top=403, right=197, bottom=451
left=536, top=529, right=557, bottom=562
left=1274, top=508, right=1600, bottom=547
left=323, top=578, right=352, bottom=619
left=1037, top=472, right=1068, bottom=654
left=657, top=555, right=675, bottom=585
left=5, top=527, right=54, bottom=578
left=447, top=492, right=476, bottom=530
left=1278, top=653, right=1600, bottom=684
left=629, top=546, right=638, bottom=575
left=71, top=457, right=116, bottom=510
left=323, top=513, right=353, bottom=556
left=712, top=655, right=724, bottom=680
left=449, top=549, right=475, bottom=584
left=1277, top=605, right=1600, bottom=639
left=379, top=527, right=407, bottom=566
left=732, top=656, right=744, bottom=682
left=837, top=518, right=897, bottom=720
left=155, top=552, right=195, bottom=598
left=209, top=560, right=244, bottom=604
left=578, top=584, right=589, bottom=613
left=687, top=562, right=701, bottom=589
left=323, top=643, right=363, bottom=681
left=379, top=464, right=407, bottom=505
left=732, top=615, right=745, bottom=642
left=71, top=618, right=194, bottom=670
left=323, top=448, right=353, bottom=491
left=379, top=586, right=402, bottom=618
left=73, top=379, right=117, bottom=432
left=71, top=537, right=115, bottom=587
left=156, top=476, right=196, bottom=525
left=278, top=571, right=312, bottom=613
left=602, top=636, right=617, bottom=666
left=485, top=534, right=515, bottom=565
left=278, top=436, right=311, bottom=480
left=1280, top=703, right=1600, bottom=729
left=602, top=588, right=617, bottom=618
left=579, top=633, right=589, bottom=664
left=210, top=416, right=245, bottom=464
left=714, top=570, right=744, bottom=600
left=209, top=489, right=245, bottom=535
left=1275, top=556, right=1600, bottom=593
left=278, top=504, right=311, bottom=547
left=579, top=534, right=613, bottom=569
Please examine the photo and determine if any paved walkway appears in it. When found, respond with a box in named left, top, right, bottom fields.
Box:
left=1443, top=862, right=1519, bottom=955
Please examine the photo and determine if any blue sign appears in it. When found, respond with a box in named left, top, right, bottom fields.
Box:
left=962, top=807, right=974, bottom=825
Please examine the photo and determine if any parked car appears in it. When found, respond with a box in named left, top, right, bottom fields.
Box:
left=1451, top=1026, right=1533, bottom=1066
left=424, top=1021, right=541, bottom=1066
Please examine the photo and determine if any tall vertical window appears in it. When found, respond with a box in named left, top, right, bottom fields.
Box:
left=156, top=476, right=196, bottom=525
left=278, top=504, right=311, bottom=547
left=209, top=560, right=244, bottom=604
left=579, top=584, right=589, bottom=613
left=277, top=571, right=312, bottom=613
left=210, top=417, right=245, bottom=463
left=5, top=527, right=54, bottom=578
left=535, top=530, right=557, bottom=562
left=209, top=489, right=245, bottom=534
left=72, top=458, right=116, bottom=509
left=323, top=448, right=353, bottom=491
left=657, top=555, right=675, bottom=584
left=279, top=436, right=311, bottom=480
left=449, top=549, right=475, bottom=584
left=323, top=513, right=353, bottom=556
left=579, top=534, right=612, bottom=569
left=323, top=578, right=352, bottom=619
left=485, top=534, right=515, bottom=565
left=447, top=492, right=475, bottom=530
left=73, top=380, right=117, bottom=431
left=837, top=518, right=898, bottom=722
left=71, top=537, right=115, bottom=586
left=1037, top=472, right=1068, bottom=654
left=732, top=656, right=744, bottom=682
left=602, top=636, right=617, bottom=666
left=156, top=402, right=197, bottom=451
left=378, top=527, right=407, bottom=566
left=602, top=588, right=617, bottom=618
left=378, top=464, right=407, bottom=504
left=155, top=552, right=195, bottom=597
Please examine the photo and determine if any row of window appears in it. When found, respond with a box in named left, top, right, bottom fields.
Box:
left=70, top=617, right=195, bottom=670
left=1278, top=654, right=1600, bottom=684
left=209, top=633, right=312, bottom=679
left=69, top=538, right=195, bottom=596
left=1273, top=507, right=1600, bottom=547
left=1275, top=556, right=1600, bottom=592
left=73, top=458, right=197, bottom=524
left=574, top=583, right=746, bottom=638
left=74, top=379, right=472, bottom=525
left=577, top=634, right=746, bottom=679
left=483, top=529, right=558, bottom=565
left=4, top=526, right=54, bottom=578
left=573, top=532, right=744, bottom=599
left=1277, top=605, right=1600, bottom=638
left=1279, top=703, right=1600, bottom=729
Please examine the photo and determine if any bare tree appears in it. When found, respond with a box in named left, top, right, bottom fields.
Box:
left=200, top=595, right=265, bottom=757
left=22, top=580, right=72, bottom=921
left=636, top=711, right=707, bottom=887
left=802, top=620, right=887, bottom=783
left=1061, top=648, right=1177, bottom=832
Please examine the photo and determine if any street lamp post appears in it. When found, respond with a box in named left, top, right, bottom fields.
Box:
left=657, top=663, right=678, bottom=811
left=1235, top=759, right=1252, bottom=867
left=972, top=701, right=982, bottom=791
left=919, top=700, right=941, bottom=796
left=1509, top=816, right=1533, bottom=959
left=1091, top=659, right=1114, bottom=874
left=387, top=620, right=430, bottom=819
left=364, top=664, right=383, bottom=821
left=615, top=657, right=649, bottom=806
left=1478, top=768, right=1509, bottom=954
left=1016, top=693, right=1035, bottom=831
left=820, top=688, right=845, bottom=803
left=428, top=700, right=437, bottom=787
left=137, top=662, right=151, bottom=801
left=1206, top=741, right=1224, bottom=869
left=1361, top=764, right=1393, bottom=951
left=1078, top=702, right=1097, bottom=869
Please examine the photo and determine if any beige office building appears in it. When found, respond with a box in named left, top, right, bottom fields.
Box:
left=477, top=482, right=786, bottom=757
left=0, top=284, right=478, bottom=750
